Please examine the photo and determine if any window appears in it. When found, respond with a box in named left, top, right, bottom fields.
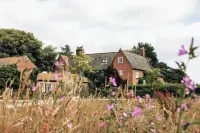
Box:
left=136, top=71, right=139, bottom=79
left=102, top=59, right=108, bottom=64
left=118, top=70, right=123, bottom=76
left=45, top=83, right=51, bottom=92
left=118, top=57, right=123, bottom=64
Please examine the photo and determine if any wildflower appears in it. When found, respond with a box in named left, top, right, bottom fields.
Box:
left=145, top=103, right=151, bottom=109
left=71, top=111, right=75, bottom=115
left=137, top=96, right=142, bottom=103
left=67, top=123, right=72, bottom=129
left=127, top=90, right=134, bottom=98
left=181, top=103, right=188, bottom=111
left=106, top=104, right=114, bottom=111
left=177, top=107, right=181, bottom=113
left=145, top=94, right=151, bottom=99
left=194, top=129, right=199, bottom=133
left=132, top=106, right=142, bottom=119
left=55, top=73, right=62, bottom=79
left=109, top=77, right=117, bottom=86
left=123, top=112, right=127, bottom=117
left=150, top=129, right=156, bottom=133
left=55, top=61, right=59, bottom=67
left=94, top=111, right=98, bottom=116
left=61, top=96, right=64, bottom=101
left=178, top=45, right=187, bottom=56
left=157, top=114, right=161, bottom=121
left=51, top=88, right=57, bottom=91
left=98, top=122, right=104, bottom=127
left=182, top=77, right=196, bottom=90
left=112, top=91, right=116, bottom=96
left=32, top=86, right=36, bottom=91
left=185, top=88, right=190, bottom=95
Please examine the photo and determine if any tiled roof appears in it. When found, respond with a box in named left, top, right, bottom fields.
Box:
left=122, top=50, right=152, bottom=71
left=37, top=73, right=58, bottom=81
left=0, top=56, right=37, bottom=70
left=87, top=52, right=117, bottom=69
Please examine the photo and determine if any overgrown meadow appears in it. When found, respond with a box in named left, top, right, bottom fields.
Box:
left=0, top=39, right=200, bottom=133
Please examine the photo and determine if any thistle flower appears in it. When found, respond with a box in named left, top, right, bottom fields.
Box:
left=178, top=45, right=187, bottom=56
left=109, top=77, right=117, bottom=86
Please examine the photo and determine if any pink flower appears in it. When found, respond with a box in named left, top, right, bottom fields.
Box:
left=185, top=88, right=190, bottom=95
left=194, top=129, right=199, bottom=133
left=150, top=129, right=156, bottom=133
left=145, top=94, right=151, bottom=99
left=123, top=112, right=127, bottom=117
left=32, top=86, right=36, bottom=91
left=182, top=77, right=196, bottom=90
left=55, top=73, right=62, bottom=79
left=106, top=104, right=114, bottom=110
left=71, top=111, right=75, bottom=115
left=98, top=122, right=104, bottom=127
left=94, top=111, right=98, bottom=116
left=177, top=107, right=181, bottom=113
left=109, top=77, right=117, bottom=86
left=126, top=90, right=134, bottom=98
left=137, top=96, right=142, bottom=103
left=55, top=61, right=60, bottom=67
left=67, top=123, right=72, bottom=129
left=178, top=45, right=187, bottom=56
left=51, top=88, right=57, bottom=91
left=132, top=106, right=142, bottom=119
left=181, top=103, right=188, bottom=111
left=112, top=91, right=116, bottom=96
left=61, top=96, right=64, bottom=101
left=157, top=114, right=161, bottom=121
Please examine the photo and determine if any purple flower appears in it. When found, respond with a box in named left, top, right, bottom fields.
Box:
left=98, top=122, right=104, bottom=127
left=32, top=86, right=36, bottom=91
left=178, top=45, right=187, bottom=56
left=123, top=112, right=127, bottom=117
left=126, top=90, right=134, bottom=98
left=61, top=96, right=64, bottom=101
left=137, top=96, right=142, bottom=103
left=67, top=123, right=72, bottom=129
left=109, top=77, right=117, bottom=86
left=157, top=114, right=161, bottom=121
left=181, top=103, right=188, bottom=111
left=185, top=88, right=190, bottom=95
left=55, top=74, right=62, bottom=79
left=55, top=61, right=60, bottom=67
left=182, top=77, right=196, bottom=90
left=132, top=106, right=142, bottom=119
left=112, top=91, right=116, bottom=96
left=106, top=104, right=114, bottom=111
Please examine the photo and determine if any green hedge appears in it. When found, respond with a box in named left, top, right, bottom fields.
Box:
left=128, top=84, right=200, bottom=97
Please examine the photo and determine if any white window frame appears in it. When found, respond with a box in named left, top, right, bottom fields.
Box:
left=118, top=70, right=123, bottom=76
left=136, top=71, right=139, bottom=79
left=118, top=57, right=123, bottom=64
left=102, top=59, right=108, bottom=64
left=45, top=83, right=51, bottom=92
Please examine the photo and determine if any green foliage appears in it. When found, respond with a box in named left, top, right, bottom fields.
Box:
left=155, top=62, right=186, bottom=83
left=60, top=44, right=73, bottom=59
left=143, top=68, right=163, bottom=85
left=0, top=64, right=20, bottom=90
left=0, top=28, right=57, bottom=72
left=128, top=84, right=185, bottom=97
left=38, top=45, right=58, bottom=72
left=69, top=52, right=93, bottom=75
left=129, top=42, right=158, bottom=67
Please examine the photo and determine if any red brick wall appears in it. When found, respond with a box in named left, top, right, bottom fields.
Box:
left=112, top=50, right=144, bottom=85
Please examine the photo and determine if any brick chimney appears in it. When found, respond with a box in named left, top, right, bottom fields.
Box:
left=140, top=47, right=145, bottom=57
left=76, top=46, right=84, bottom=56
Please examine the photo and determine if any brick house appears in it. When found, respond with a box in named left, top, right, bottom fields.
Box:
left=85, top=47, right=153, bottom=85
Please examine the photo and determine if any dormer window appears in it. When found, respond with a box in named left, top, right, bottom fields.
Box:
left=118, top=57, right=123, bottom=64
left=102, top=59, right=108, bottom=64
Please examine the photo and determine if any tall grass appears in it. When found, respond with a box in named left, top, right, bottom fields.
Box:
left=0, top=70, right=199, bottom=133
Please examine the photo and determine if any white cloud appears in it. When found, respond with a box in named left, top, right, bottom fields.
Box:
left=0, top=0, right=200, bottom=83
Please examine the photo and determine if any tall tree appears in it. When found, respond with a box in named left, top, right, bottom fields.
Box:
left=69, top=52, right=93, bottom=75
left=38, top=45, right=58, bottom=72
left=154, top=62, right=186, bottom=83
left=60, top=44, right=73, bottom=59
left=129, top=42, right=158, bottom=67
left=0, top=29, right=57, bottom=71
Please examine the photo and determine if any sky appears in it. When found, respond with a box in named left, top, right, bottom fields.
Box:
left=0, top=0, right=200, bottom=83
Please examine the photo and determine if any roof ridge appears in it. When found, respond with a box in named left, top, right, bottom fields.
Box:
left=86, top=52, right=117, bottom=55
left=0, top=56, right=25, bottom=60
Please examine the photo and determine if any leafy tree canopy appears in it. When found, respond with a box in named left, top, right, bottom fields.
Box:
left=69, top=52, right=93, bottom=75
left=0, top=28, right=57, bottom=72
left=0, top=64, right=20, bottom=90
left=60, top=44, right=74, bottom=59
